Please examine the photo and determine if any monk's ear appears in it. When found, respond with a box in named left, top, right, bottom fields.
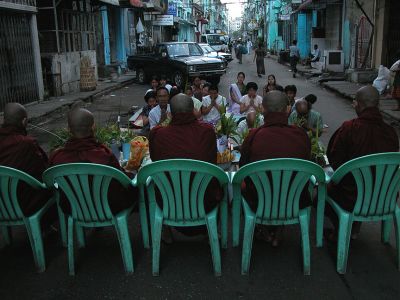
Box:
left=22, top=117, right=28, bottom=128
left=91, top=123, right=96, bottom=133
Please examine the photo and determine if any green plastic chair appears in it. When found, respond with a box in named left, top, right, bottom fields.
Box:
left=43, top=163, right=138, bottom=275
left=231, top=159, right=326, bottom=275
left=316, top=152, right=400, bottom=274
left=0, top=166, right=55, bottom=272
left=136, top=159, right=229, bottom=276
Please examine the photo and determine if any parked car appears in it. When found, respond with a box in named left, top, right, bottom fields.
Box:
left=198, top=43, right=233, bottom=67
left=127, top=42, right=226, bottom=87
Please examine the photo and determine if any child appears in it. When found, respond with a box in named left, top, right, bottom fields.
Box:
left=139, top=91, right=158, bottom=136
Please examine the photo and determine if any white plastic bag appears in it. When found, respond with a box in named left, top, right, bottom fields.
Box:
left=373, top=65, right=391, bottom=94
left=390, top=59, right=400, bottom=72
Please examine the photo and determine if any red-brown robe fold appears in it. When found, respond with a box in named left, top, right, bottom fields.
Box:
left=327, top=107, right=399, bottom=211
left=239, top=112, right=312, bottom=210
left=149, top=112, right=223, bottom=213
left=49, top=136, right=137, bottom=214
left=0, top=125, right=52, bottom=216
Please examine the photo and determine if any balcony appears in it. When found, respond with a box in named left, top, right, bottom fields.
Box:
left=0, top=0, right=37, bottom=12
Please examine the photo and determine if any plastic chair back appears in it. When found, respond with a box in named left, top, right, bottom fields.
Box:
left=232, top=158, right=325, bottom=223
left=137, top=159, right=229, bottom=224
left=330, top=152, right=400, bottom=219
left=0, top=166, right=46, bottom=223
left=43, top=163, right=132, bottom=223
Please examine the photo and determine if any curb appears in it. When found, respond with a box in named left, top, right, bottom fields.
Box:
left=28, top=78, right=136, bottom=125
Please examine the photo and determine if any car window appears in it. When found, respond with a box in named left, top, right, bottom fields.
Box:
left=166, top=43, right=203, bottom=57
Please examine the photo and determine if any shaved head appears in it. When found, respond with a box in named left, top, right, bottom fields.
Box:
left=246, top=111, right=257, bottom=127
left=68, top=108, right=95, bottom=138
left=296, top=100, right=309, bottom=115
left=356, top=85, right=379, bottom=108
left=3, top=103, right=27, bottom=127
left=170, top=93, right=194, bottom=115
left=263, top=91, right=289, bottom=113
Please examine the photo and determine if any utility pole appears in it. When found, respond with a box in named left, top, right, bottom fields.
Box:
left=264, top=0, right=268, bottom=47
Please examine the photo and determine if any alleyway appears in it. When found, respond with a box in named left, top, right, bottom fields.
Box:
left=1, top=55, right=400, bottom=300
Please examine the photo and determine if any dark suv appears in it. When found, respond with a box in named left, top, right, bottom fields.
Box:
left=127, top=42, right=226, bottom=87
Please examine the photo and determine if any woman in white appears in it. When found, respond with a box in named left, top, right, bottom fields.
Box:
left=240, top=82, right=263, bottom=116
left=202, top=85, right=227, bottom=126
left=228, top=72, right=246, bottom=117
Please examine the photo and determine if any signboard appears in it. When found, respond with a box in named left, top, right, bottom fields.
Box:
left=100, top=0, right=120, bottom=5
left=279, top=14, right=291, bottom=21
left=167, top=2, right=177, bottom=16
left=153, top=15, right=174, bottom=26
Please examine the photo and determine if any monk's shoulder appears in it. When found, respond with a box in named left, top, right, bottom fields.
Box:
left=196, top=121, right=215, bottom=132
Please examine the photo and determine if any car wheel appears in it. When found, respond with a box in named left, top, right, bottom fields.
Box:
left=173, top=71, right=186, bottom=88
left=136, top=68, right=146, bottom=84
left=210, top=76, right=221, bottom=86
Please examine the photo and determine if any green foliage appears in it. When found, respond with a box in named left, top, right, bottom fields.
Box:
left=216, top=112, right=237, bottom=137
left=49, top=124, right=137, bottom=151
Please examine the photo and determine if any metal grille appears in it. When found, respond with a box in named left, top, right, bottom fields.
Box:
left=196, top=63, right=221, bottom=72
left=0, top=11, right=38, bottom=111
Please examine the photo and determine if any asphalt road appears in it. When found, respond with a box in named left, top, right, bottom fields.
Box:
left=1, top=53, right=399, bottom=299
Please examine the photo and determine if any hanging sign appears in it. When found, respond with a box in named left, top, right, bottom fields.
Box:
left=153, top=15, right=174, bottom=26
left=167, top=2, right=177, bottom=16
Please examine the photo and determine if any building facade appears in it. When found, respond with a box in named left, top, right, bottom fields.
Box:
left=0, top=0, right=44, bottom=109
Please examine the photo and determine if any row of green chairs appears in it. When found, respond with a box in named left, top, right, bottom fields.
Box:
left=1, top=153, right=399, bottom=276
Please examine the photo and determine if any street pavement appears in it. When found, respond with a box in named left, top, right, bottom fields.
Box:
left=1, top=52, right=400, bottom=299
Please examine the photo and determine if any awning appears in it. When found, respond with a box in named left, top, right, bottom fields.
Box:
left=292, top=0, right=312, bottom=13
left=99, top=0, right=120, bottom=5
left=292, top=0, right=342, bottom=13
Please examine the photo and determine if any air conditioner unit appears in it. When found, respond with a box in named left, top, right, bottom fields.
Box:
left=323, top=50, right=344, bottom=73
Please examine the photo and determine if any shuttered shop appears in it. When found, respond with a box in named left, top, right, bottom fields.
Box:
left=0, top=11, right=38, bottom=111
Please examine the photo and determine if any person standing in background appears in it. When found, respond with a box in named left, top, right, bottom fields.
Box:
left=289, top=40, right=300, bottom=78
left=253, top=43, right=266, bottom=78
left=390, top=51, right=400, bottom=110
left=247, top=39, right=253, bottom=55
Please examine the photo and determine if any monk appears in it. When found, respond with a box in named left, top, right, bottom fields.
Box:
left=0, top=103, right=53, bottom=218
left=49, top=108, right=137, bottom=214
left=326, top=85, right=399, bottom=238
left=149, top=93, right=222, bottom=238
left=240, top=91, right=311, bottom=246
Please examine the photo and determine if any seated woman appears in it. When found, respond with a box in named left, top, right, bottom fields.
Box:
left=263, top=74, right=283, bottom=96
left=228, top=72, right=246, bottom=116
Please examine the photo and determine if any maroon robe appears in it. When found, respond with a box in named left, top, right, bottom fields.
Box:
left=149, top=112, right=222, bottom=213
left=49, top=137, right=137, bottom=214
left=0, top=125, right=52, bottom=216
left=327, top=107, right=399, bottom=211
left=239, top=112, right=311, bottom=210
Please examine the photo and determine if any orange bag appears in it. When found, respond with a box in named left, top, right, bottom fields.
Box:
left=126, top=136, right=149, bottom=171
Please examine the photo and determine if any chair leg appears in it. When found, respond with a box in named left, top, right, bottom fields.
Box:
left=67, top=217, right=75, bottom=276
left=232, top=199, right=241, bottom=247
left=151, top=213, right=163, bottom=276
left=57, top=206, right=67, bottom=247
left=115, top=216, right=134, bottom=274
left=76, top=225, right=86, bottom=249
left=220, top=200, right=228, bottom=249
left=394, top=209, right=400, bottom=270
left=26, top=217, right=46, bottom=273
left=139, top=198, right=150, bottom=249
left=316, top=197, right=325, bottom=248
left=299, top=210, right=311, bottom=275
left=381, top=219, right=392, bottom=244
left=241, top=214, right=256, bottom=275
left=206, top=213, right=222, bottom=276
left=1, top=226, right=11, bottom=245
left=336, top=213, right=353, bottom=274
